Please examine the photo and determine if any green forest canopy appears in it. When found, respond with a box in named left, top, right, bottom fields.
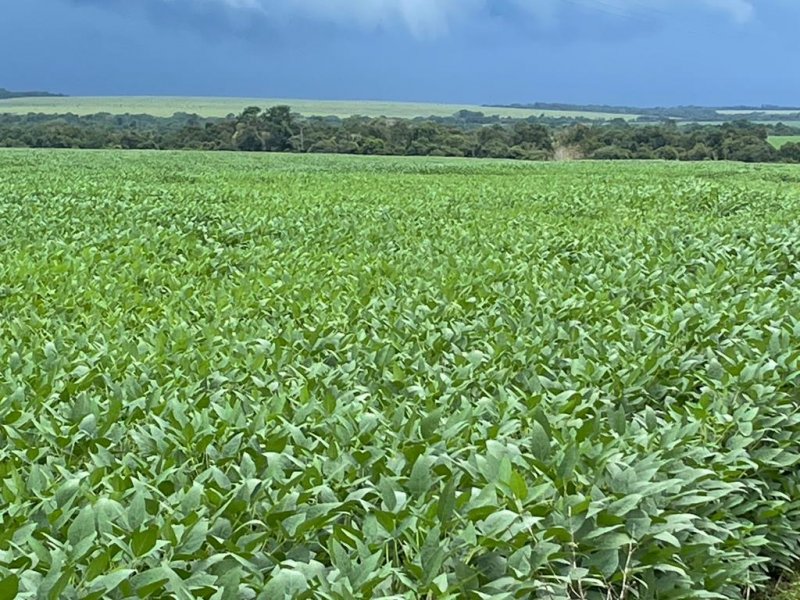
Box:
left=2, top=106, right=800, bottom=164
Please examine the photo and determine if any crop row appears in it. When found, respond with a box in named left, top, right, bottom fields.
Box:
left=1, top=151, right=800, bottom=598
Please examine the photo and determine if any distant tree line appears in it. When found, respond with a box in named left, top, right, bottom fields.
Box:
left=0, top=88, right=65, bottom=99
left=1, top=107, right=800, bottom=163
left=562, top=121, right=800, bottom=163
left=491, top=102, right=800, bottom=123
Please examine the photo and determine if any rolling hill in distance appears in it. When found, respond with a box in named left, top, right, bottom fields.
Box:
left=0, top=95, right=637, bottom=120
left=2, top=91, right=800, bottom=124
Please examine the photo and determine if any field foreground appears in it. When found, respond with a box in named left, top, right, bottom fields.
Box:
left=1, top=151, right=800, bottom=598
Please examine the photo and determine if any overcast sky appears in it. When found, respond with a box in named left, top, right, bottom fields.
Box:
left=1, top=0, right=797, bottom=106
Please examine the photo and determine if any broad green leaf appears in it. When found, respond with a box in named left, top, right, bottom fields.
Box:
left=408, top=456, right=433, bottom=497
left=655, top=531, right=681, bottom=548
left=181, top=482, right=204, bottom=514
left=177, top=520, right=209, bottom=555
left=128, top=491, right=147, bottom=531
left=607, top=495, right=643, bottom=517
left=509, top=471, right=528, bottom=501
left=88, top=570, right=135, bottom=593
left=378, top=477, right=397, bottom=512
left=131, top=525, right=159, bottom=557
left=531, top=422, right=550, bottom=462
left=130, top=567, right=171, bottom=595
left=420, top=409, right=442, bottom=439
left=68, top=505, right=96, bottom=546
left=437, top=477, right=457, bottom=526
left=480, top=510, right=518, bottom=537
left=593, top=549, right=620, bottom=579
left=0, top=575, right=19, bottom=600
left=263, top=569, right=309, bottom=598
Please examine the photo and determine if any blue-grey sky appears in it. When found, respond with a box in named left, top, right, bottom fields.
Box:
left=1, top=0, right=797, bottom=106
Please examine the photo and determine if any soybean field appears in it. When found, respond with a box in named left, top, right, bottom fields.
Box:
left=770, top=136, right=800, bottom=149
left=0, top=96, right=637, bottom=120
left=2, top=150, right=800, bottom=599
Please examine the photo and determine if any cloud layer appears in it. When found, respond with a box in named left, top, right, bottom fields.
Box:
left=67, top=0, right=758, bottom=41
left=8, top=0, right=797, bottom=104
left=201, top=0, right=757, bottom=35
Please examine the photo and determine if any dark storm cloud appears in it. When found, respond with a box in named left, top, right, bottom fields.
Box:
left=61, top=0, right=757, bottom=42
left=2, top=0, right=799, bottom=105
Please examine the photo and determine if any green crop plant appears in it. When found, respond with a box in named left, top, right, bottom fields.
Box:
left=1, top=150, right=800, bottom=598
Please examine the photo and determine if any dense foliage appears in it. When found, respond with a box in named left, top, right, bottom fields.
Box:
left=1, top=107, right=800, bottom=163
left=2, top=150, right=800, bottom=598
left=562, top=121, right=800, bottom=163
